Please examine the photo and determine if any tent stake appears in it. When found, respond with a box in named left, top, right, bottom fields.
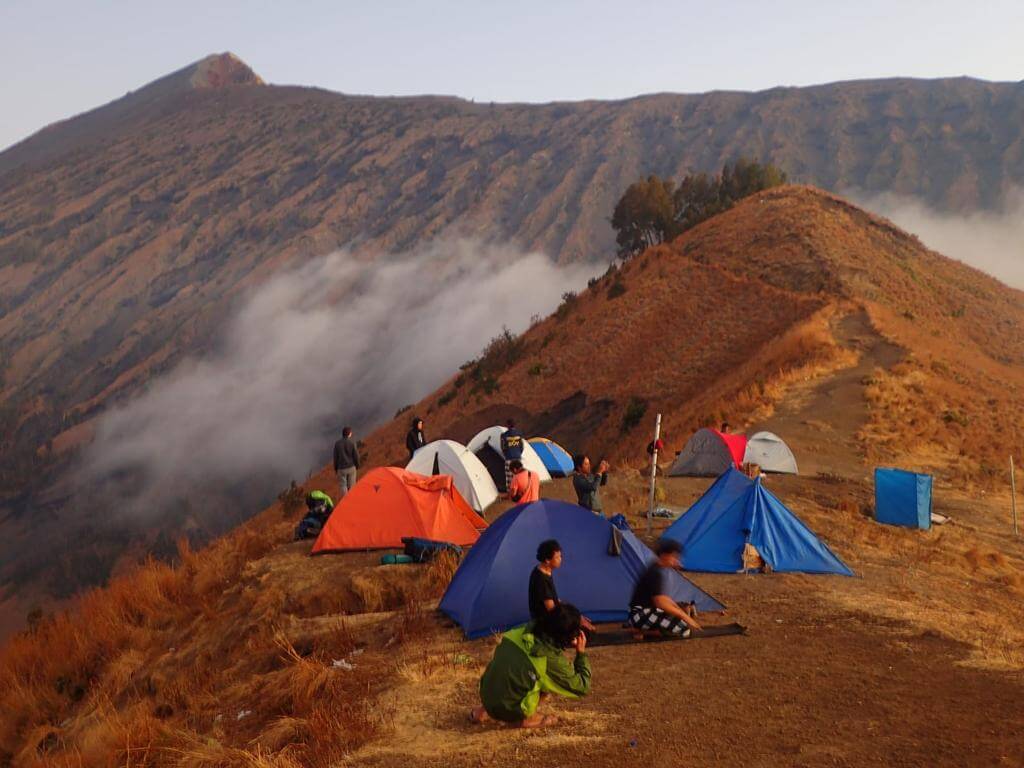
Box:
left=647, top=413, right=662, bottom=537
left=1012, top=455, right=1019, bottom=537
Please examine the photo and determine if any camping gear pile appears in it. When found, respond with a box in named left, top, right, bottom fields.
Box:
left=294, top=491, right=334, bottom=540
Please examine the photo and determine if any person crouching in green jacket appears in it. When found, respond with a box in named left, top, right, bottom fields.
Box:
left=470, top=603, right=591, bottom=728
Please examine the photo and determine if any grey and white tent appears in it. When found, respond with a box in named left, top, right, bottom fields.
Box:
left=406, top=439, right=499, bottom=512
left=743, top=431, right=798, bottom=474
left=668, top=428, right=741, bottom=477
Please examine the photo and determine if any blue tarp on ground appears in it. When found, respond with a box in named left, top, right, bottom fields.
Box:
left=875, top=468, right=932, bottom=530
left=439, top=499, right=725, bottom=638
left=663, top=469, right=853, bottom=576
left=528, top=438, right=575, bottom=477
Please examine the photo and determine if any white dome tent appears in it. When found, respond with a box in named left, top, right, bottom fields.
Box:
left=467, top=426, right=552, bottom=492
left=743, top=431, right=799, bottom=474
left=406, top=440, right=499, bottom=512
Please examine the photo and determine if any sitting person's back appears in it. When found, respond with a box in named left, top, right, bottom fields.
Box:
left=471, top=603, right=591, bottom=728
left=507, top=461, right=540, bottom=504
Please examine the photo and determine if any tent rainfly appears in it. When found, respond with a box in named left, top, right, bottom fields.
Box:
left=669, top=428, right=748, bottom=477
left=440, top=499, right=724, bottom=638
left=743, top=431, right=799, bottom=474
left=405, top=439, right=499, bottom=512
left=663, top=468, right=853, bottom=575
left=311, top=468, right=485, bottom=553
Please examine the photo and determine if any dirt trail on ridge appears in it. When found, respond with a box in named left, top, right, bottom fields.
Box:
left=752, top=308, right=903, bottom=478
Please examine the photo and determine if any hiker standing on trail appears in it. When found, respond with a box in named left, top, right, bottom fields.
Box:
left=470, top=603, right=591, bottom=729
left=529, top=540, right=597, bottom=630
left=628, top=539, right=702, bottom=638
left=405, top=417, right=426, bottom=460
left=572, top=454, right=609, bottom=515
left=500, top=419, right=525, bottom=491
left=333, top=426, right=359, bottom=499
left=507, top=460, right=540, bottom=504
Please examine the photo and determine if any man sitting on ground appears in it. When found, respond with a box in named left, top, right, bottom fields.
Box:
left=628, top=539, right=703, bottom=638
left=529, top=540, right=596, bottom=630
left=507, top=460, right=540, bottom=504
left=471, top=603, right=591, bottom=729
left=529, top=539, right=562, bottom=620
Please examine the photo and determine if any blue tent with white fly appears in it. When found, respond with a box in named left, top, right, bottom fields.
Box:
left=527, top=438, right=575, bottom=477
left=663, top=468, right=853, bottom=576
left=874, top=468, right=932, bottom=529
left=440, top=499, right=724, bottom=638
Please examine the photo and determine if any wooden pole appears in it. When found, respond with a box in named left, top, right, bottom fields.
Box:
left=1012, top=455, right=1019, bottom=537
left=647, top=413, right=662, bottom=537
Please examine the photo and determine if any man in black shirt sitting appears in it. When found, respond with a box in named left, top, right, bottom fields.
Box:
left=629, top=539, right=703, bottom=638
left=529, top=540, right=596, bottom=633
left=528, top=539, right=562, bottom=619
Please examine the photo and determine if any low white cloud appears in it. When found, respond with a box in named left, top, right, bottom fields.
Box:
left=852, top=188, right=1024, bottom=289
left=80, top=240, right=594, bottom=515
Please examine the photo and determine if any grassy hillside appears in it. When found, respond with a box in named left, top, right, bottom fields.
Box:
left=342, top=187, right=1024, bottom=490
left=3, top=187, right=1024, bottom=766
left=4, top=58, right=1024, bottom=612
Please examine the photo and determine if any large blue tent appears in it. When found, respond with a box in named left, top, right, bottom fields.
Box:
left=663, top=469, right=853, bottom=576
left=528, top=438, right=575, bottom=477
left=440, top=499, right=725, bottom=638
left=875, top=468, right=932, bottom=529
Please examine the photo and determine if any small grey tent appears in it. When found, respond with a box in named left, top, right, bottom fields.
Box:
left=668, top=428, right=746, bottom=477
left=743, top=431, right=798, bottom=474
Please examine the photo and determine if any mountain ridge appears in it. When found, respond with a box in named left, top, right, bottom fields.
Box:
left=3, top=54, right=1024, bottom=630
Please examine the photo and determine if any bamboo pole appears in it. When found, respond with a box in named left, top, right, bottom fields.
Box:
left=1012, top=455, right=1019, bottom=537
left=647, top=413, right=662, bottom=537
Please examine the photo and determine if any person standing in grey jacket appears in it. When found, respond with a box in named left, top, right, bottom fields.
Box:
left=572, top=454, right=609, bottom=515
left=334, top=426, right=360, bottom=499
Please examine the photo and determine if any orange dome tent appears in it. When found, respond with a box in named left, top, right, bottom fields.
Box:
left=311, top=467, right=486, bottom=553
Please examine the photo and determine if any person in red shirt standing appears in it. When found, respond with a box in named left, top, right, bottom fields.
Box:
left=507, top=460, right=540, bottom=504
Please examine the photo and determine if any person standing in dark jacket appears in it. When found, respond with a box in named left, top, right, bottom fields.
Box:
left=406, top=417, right=426, bottom=459
left=500, top=419, right=525, bottom=490
left=333, top=426, right=360, bottom=499
left=572, top=454, right=609, bottom=515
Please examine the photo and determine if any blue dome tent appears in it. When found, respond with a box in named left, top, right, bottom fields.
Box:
left=440, top=499, right=724, bottom=639
left=528, top=437, right=575, bottom=477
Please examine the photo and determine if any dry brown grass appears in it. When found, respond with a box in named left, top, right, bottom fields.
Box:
left=0, top=490, right=448, bottom=766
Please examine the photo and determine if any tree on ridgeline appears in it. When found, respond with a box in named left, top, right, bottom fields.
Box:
left=611, top=158, right=788, bottom=258
left=610, top=175, right=677, bottom=258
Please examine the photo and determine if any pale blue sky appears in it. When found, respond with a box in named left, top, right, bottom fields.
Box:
left=2, top=0, right=1023, bottom=151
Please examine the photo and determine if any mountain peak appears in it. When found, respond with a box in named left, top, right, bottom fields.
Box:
left=188, top=52, right=264, bottom=89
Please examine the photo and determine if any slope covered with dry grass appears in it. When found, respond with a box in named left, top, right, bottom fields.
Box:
left=3, top=187, right=1024, bottom=766
left=5, top=63, right=1024, bottom=618
left=342, top=187, right=1024, bottom=491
